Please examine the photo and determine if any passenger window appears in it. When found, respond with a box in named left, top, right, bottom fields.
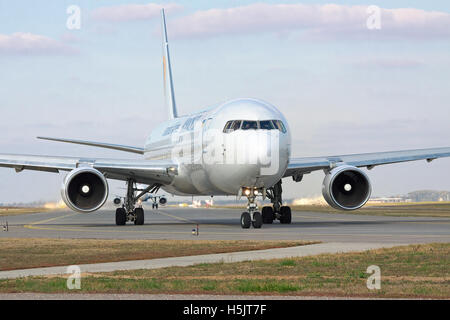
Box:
left=259, top=120, right=274, bottom=130
left=242, top=120, right=257, bottom=130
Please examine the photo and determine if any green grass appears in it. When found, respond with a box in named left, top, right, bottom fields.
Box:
left=0, top=238, right=314, bottom=271
left=1, top=243, right=448, bottom=298
left=290, top=202, right=450, bottom=217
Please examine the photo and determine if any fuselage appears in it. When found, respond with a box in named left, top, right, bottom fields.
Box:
left=144, top=98, right=291, bottom=196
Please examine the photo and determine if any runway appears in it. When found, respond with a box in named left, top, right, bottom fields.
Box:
left=1, top=206, right=449, bottom=243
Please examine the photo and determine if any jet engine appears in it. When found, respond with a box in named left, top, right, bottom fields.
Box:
left=61, top=167, right=109, bottom=213
left=322, top=165, right=371, bottom=210
left=159, top=197, right=167, bottom=205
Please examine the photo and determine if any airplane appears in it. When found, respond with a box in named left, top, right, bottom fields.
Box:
left=1, top=9, right=450, bottom=228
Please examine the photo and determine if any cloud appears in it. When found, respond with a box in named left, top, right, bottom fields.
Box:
left=166, top=3, right=450, bottom=40
left=91, top=3, right=182, bottom=22
left=0, top=32, right=77, bottom=55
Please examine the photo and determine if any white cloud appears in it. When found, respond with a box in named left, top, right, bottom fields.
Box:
left=166, top=3, right=450, bottom=40
left=0, top=32, right=77, bottom=55
left=91, top=3, right=182, bottom=22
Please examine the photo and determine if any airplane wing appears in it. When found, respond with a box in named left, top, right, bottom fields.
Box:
left=0, top=154, right=177, bottom=185
left=285, top=147, right=450, bottom=178
left=37, top=137, right=145, bottom=155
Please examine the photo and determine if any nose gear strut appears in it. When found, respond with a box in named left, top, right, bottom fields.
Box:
left=240, top=188, right=263, bottom=229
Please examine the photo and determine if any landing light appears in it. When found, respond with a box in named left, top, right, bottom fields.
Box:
left=244, top=189, right=251, bottom=196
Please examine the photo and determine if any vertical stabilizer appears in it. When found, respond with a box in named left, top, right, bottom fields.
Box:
left=161, top=9, right=178, bottom=119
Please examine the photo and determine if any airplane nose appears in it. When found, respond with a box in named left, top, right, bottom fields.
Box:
left=233, top=130, right=283, bottom=177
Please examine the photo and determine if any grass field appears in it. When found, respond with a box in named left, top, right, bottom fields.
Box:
left=0, top=238, right=314, bottom=271
left=0, top=207, right=54, bottom=217
left=0, top=243, right=448, bottom=298
left=213, top=202, right=450, bottom=217
left=290, top=202, right=450, bottom=217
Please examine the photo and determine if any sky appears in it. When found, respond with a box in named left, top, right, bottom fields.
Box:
left=0, top=1, right=450, bottom=203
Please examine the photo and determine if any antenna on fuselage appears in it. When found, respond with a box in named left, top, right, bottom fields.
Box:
left=161, top=8, right=178, bottom=119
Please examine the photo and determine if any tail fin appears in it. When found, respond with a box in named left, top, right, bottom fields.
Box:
left=161, top=8, right=178, bottom=119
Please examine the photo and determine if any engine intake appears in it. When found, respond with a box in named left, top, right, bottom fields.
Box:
left=159, top=197, right=167, bottom=205
left=61, top=167, right=109, bottom=213
left=322, top=165, right=371, bottom=210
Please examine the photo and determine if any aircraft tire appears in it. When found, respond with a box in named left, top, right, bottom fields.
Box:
left=279, top=206, right=292, bottom=224
left=262, top=206, right=274, bottom=224
left=115, top=208, right=126, bottom=226
left=240, top=212, right=251, bottom=229
left=134, top=208, right=144, bottom=225
left=252, top=212, right=262, bottom=228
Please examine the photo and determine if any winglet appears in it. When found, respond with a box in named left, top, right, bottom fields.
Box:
left=161, top=8, right=178, bottom=119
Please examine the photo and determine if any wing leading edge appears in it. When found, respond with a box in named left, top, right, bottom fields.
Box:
left=37, top=137, right=144, bottom=155
left=285, top=147, right=450, bottom=177
left=0, top=154, right=177, bottom=185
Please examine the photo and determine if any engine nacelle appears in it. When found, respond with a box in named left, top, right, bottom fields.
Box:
left=159, top=197, right=167, bottom=205
left=61, top=167, right=109, bottom=213
left=322, top=165, right=371, bottom=210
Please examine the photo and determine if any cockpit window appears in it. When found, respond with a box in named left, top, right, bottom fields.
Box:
left=231, top=120, right=241, bottom=131
left=259, top=120, right=274, bottom=130
left=276, top=120, right=287, bottom=133
left=271, top=120, right=287, bottom=133
left=242, top=120, right=258, bottom=130
left=222, top=120, right=286, bottom=133
left=223, top=121, right=233, bottom=133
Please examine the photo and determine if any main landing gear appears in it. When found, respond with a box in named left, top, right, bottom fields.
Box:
left=240, top=180, right=292, bottom=229
left=115, top=179, right=160, bottom=226
left=264, top=180, right=292, bottom=225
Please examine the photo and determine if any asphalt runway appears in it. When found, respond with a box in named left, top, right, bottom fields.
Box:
left=1, top=205, right=449, bottom=244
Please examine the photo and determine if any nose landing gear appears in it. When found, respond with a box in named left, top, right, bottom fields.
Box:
left=240, top=189, right=263, bottom=229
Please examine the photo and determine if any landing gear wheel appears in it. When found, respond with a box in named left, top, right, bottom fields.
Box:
left=252, top=212, right=262, bottom=229
left=115, top=208, right=126, bottom=226
left=152, top=203, right=155, bottom=209
left=134, top=208, right=144, bottom=225
left=262, top=206, right=274, bottom=224
left=155, top=203, right=159, bottom=209
left=240, top=212, right=251, bottom=229
left=279, top=206, right=292, bottom=224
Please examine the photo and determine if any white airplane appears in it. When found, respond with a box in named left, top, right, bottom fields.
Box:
left=1, top=9, right=450, bottom=228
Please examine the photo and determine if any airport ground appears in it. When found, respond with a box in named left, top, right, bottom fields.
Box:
left=0, top=204, right=449, bottom=298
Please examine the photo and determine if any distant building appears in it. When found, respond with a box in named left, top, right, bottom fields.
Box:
left=407, top=190, right=450, bottom=202
left=368, top=197, right=412, bottom=204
